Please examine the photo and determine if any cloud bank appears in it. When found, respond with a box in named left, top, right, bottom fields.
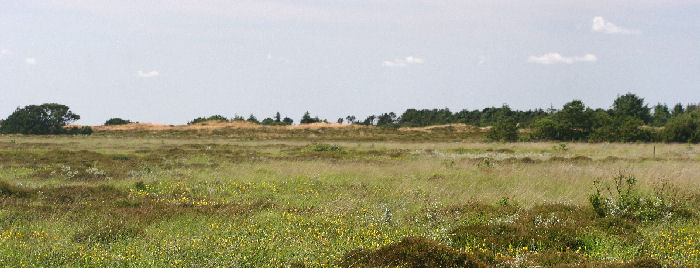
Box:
left=383, top=56, right=424, bottom=67
left=528, top=53, right=597, bottom=64
left=24, top=58, right=37, bottom=65
left=137, top=70, right=159, bottom=78
left=592, top=17, right=640, bottom=35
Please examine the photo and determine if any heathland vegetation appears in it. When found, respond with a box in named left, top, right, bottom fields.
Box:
left=0, top=94, right=699, bottom=266
left=0, top=136, right=698, bottom=266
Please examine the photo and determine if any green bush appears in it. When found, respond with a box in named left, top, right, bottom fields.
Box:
left=66, top=126, right=93, bottom=135
left=588, top=172, right=688, bottom=222
left=486, top=117, right=518, bottom=142
left=188, top=115, right=229, bottom=125
left=662, top=112, right=699, bottom=143
left=104, top=118, right=132, bottom=125
left=305, top=143, right=343, bottom=152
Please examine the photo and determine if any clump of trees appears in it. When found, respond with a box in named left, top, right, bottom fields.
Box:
left=188, top=115, right=229, bottom=125
left=188, top=112, right=294, bottom=126
left=300, top=111, right=326, bottom=124
left=104, top=118, right=132, bottom=126
left=0, top=103, right=91, bottom=135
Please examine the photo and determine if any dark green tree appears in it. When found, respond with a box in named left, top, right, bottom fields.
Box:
left=672, top=103, right=685, bottom=117
left=0, top=103, right=82, bottom=134
left=662, top=112, right=699, bottom=143
left=282, top=117, right=294, bottom=125
left=651, top=103, right=671, bottom=127
left=486, top=116, right=518, bottom=142
left=247, top=114, right=259, bottom=124
left=376, top=112, right=397, bottom=127
left=300, top=112, right=320, bottom=124
left=345, top=115, right=356, bottom=124
left=612, top=93, right=651, bottom=123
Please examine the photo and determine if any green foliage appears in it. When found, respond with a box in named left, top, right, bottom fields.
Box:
left=188, top=115, right=229, bottom=124
left=300, top=111, right=321, bottom=124
left=588, top=173, right=688, bottom=222
left=104, top=118, right=132, bottom=126
left=651, top=104, right=671, bottom=127
left=613, top=93, right=651, bottom=124
left=304, top=143, right=343, bottom=152
left=662, top=112, right=699, bottom=143
left=0, top=103, right=80, bottom=134
left=246, top=114, right=259, bottom=124
left=66, top=126, right=93, bottom=135
left=486, top=116, right=518, bottom=142
left=72, top=222, right=143, bottom=244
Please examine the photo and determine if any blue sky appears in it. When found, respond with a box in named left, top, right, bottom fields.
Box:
left=1, top=0, right=699, bottom=125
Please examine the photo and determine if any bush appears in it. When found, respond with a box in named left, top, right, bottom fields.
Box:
left=66, top=126, right=93, bottom=135
left=486, top=117, right=518, bottom=142
left=588, top=172, right=688, bottom=222
left=104, top=118, right=132, bottom=125
left=662, top=112, right=699, bottom=143
left=188, top=115, right=229, bottom=125
left=304, top=143, right=343, bottom=152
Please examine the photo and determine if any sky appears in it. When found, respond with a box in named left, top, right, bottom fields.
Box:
left=1, top=0, right=699, bottom=125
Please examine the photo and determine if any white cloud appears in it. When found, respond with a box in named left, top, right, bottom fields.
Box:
left=528, top=53, right=597, bottom=64
left=383, top=56, right=424, bottom=67
left=478, top=56, right=486, bottom=65
left=592, top=16, right=640, bottom=35
left=137, top=70, right=159, bottom=78
left=0, top=49, right=10, bottom=57
left=24, top=58, right=37, bottom=65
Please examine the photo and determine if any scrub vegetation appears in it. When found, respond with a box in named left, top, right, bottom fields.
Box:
left=1, top=132, right=699, bottom=267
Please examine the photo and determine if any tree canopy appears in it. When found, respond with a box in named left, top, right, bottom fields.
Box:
left=0, top=103, right=86, bottom=134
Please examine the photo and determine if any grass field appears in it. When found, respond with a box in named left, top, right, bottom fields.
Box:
left=1, top=131, right=699, bottom=267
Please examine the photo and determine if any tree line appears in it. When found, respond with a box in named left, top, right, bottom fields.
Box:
left=1, top=93, right=698, bottom=143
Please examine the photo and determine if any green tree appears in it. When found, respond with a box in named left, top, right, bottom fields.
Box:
left=345, top=115, right=356, bottom=124
left=662, top=112, right=699, bottom=143
left=282, top=117, right=294, bottom=125
left=612, top=93, right=651, bottom=123
left=672, top=103, right=685, bottom=117
left=0, top=103, right=82, bottom=134
left=532, top=100, right=591, bottom=141
left=300, top=112, right=320, bottom=124
left=651, top=103, right=671, bottom=127
left=486, top=116, right=518, bottom=142
left=247, top=114, right=259, bottom=124
left=274, top=112, right=281, bottom=123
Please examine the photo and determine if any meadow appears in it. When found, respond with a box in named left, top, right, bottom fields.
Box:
left=1, top=127, right=699, bottom=267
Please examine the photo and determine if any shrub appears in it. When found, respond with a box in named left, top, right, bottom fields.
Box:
left=104, top=118, right=132, bottom=125
left=0, top=180, right=31, bottom=198
left=305, top=143, right=343, bottom=152
left=188, top=115, right=229, bottom=125
left=486, top=117, right=518, bottom=142
left=66, top=126, right=93, bottom=135
left=588, top=172, right=688, bottom=222
left=662, top=112, right=699, bottom=143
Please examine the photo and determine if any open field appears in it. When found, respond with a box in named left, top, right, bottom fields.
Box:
left=1, top=132, right=700, bottom=267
